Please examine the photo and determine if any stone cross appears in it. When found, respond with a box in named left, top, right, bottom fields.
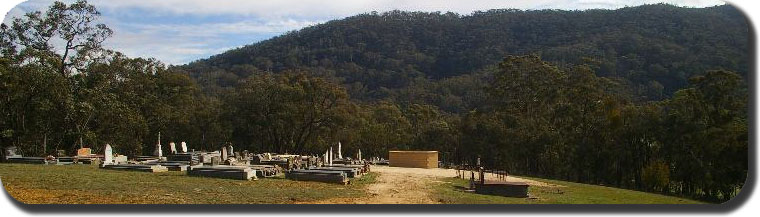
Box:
left=103, top=144, right=113, bottom=165
left=169, top=142, right=177, bottom=154
left=180, top=142, right=188, bottom=153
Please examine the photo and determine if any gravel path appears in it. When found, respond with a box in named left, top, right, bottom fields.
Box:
left=308, top=165, right=559, bottom=204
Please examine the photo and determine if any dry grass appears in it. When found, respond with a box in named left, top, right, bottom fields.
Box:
left=433, top=176, right=707, bottom=204
left=0, top=163, right=374, bottom=204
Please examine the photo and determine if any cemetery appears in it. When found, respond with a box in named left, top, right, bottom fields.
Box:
left=1, top=136, right=373, bottom=185
left=0, top=138, right=706, bottom=204
left=0, top=130, right=556, bottom=204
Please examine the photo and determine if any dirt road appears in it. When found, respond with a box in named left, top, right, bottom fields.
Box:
left=310, top=165, right=558, bottom=204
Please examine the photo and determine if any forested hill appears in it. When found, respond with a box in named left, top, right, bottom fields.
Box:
left=179, top=4, right=748, bottom=106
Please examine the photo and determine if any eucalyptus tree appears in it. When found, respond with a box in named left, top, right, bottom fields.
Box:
left=1, top=0, right=113, bottom=151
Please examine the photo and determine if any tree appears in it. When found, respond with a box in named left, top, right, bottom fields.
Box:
left=3, top=0, right=112, bottom=77
left=1, top=0, right=113, bottom=151
left=663, top=70, right=747, bottom=201
left=228, top=71, right=351, bottom=154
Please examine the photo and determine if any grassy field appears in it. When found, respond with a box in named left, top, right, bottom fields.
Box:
left=433, top=176, right=707, bottom=204
left=0, top=163, right=376, bottom=204
left=1, top=163, right=710, bottom=204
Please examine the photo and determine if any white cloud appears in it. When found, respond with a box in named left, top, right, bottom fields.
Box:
left=104, top=19, right=320, bottom=64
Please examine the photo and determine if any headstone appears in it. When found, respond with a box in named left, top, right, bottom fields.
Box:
left=329, top=147, right=333, bottom=166
left=358, top=149, right=362, bottom=160
left=221, top=147, right=228, bottom=161
left=242, top=150, right=249, bottom=160
left=56, top=150, right=66, bottom=157
left=4, top=146, right=18, bottom=156
left=77, top=148, right=92, bottom=156
left=3, top=146, right=21, bottom=160
left=227, top=145, right=234, bottom=157
left=200, top=154, right=210, bottom=164
left=338, top=142, right=342, bottom=159
left=180, top=142, right=188, bottom=153
left=169, top=142, right=177, bottom=154
left=103, top=144, right=113, bottom=166
left=211, top=156, right=221, bottom=166
left=155, top=132, right=162, bottom=157
left=114, top=155, right=128, bottom=164
left=155, top=143, right=162, bottom=157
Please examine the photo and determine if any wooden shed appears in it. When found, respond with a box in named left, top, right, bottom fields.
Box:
left=388, top=151, right=438, bottom=168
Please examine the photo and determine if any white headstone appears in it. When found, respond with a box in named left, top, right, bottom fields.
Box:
left=227, top=145, right=234, bottom=157
left=358, top=149, right=362, bottom=160
left=337, top=142, right=342, bottom=159
left=180, top=142, right=188, bottom=153
left=221, top=147, right=228, bottom=160
left=155, top=132, right=162, bottom=157
left=103, top=144, right=113, bottom=165
left=169, top=142, right=177, bottom=154
left=329, top=146, right=333, bottom=166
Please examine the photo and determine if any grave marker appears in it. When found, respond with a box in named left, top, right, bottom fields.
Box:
left=169, top=142, right=177, bottom=154
left=221, top=147, right=228, bottom=161
left=155, top=132, right=162, bottom=157
left=77, top=148, right=92, bottom=156
left=103, top=144, right=113, bottom=166
left=338, top=142, right=342, bottom=159
left=180, top=142, right=188, bottom=153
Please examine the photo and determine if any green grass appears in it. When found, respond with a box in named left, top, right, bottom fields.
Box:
left=433, top=176, right=707, bottom=204
left=0, top=163, right=376, bottom=204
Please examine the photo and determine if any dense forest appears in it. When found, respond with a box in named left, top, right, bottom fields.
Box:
left=0, top=1, right=749, bottom=202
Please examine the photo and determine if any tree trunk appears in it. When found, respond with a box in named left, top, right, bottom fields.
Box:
left=43, top=134, right=47, bottom=155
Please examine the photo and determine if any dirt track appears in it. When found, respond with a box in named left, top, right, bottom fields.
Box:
left=310, top=165, right=558, bottom=204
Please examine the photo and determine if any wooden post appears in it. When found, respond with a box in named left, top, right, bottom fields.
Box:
left=479, top=167, right=485, bottom=185
left=470, top=170, right=475, bottom=189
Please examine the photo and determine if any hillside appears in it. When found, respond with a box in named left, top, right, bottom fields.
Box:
left=179, top=4, right=748, bottom=110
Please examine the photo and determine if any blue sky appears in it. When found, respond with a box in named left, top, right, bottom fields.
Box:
left=3, top=0, right=725, bottom=65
